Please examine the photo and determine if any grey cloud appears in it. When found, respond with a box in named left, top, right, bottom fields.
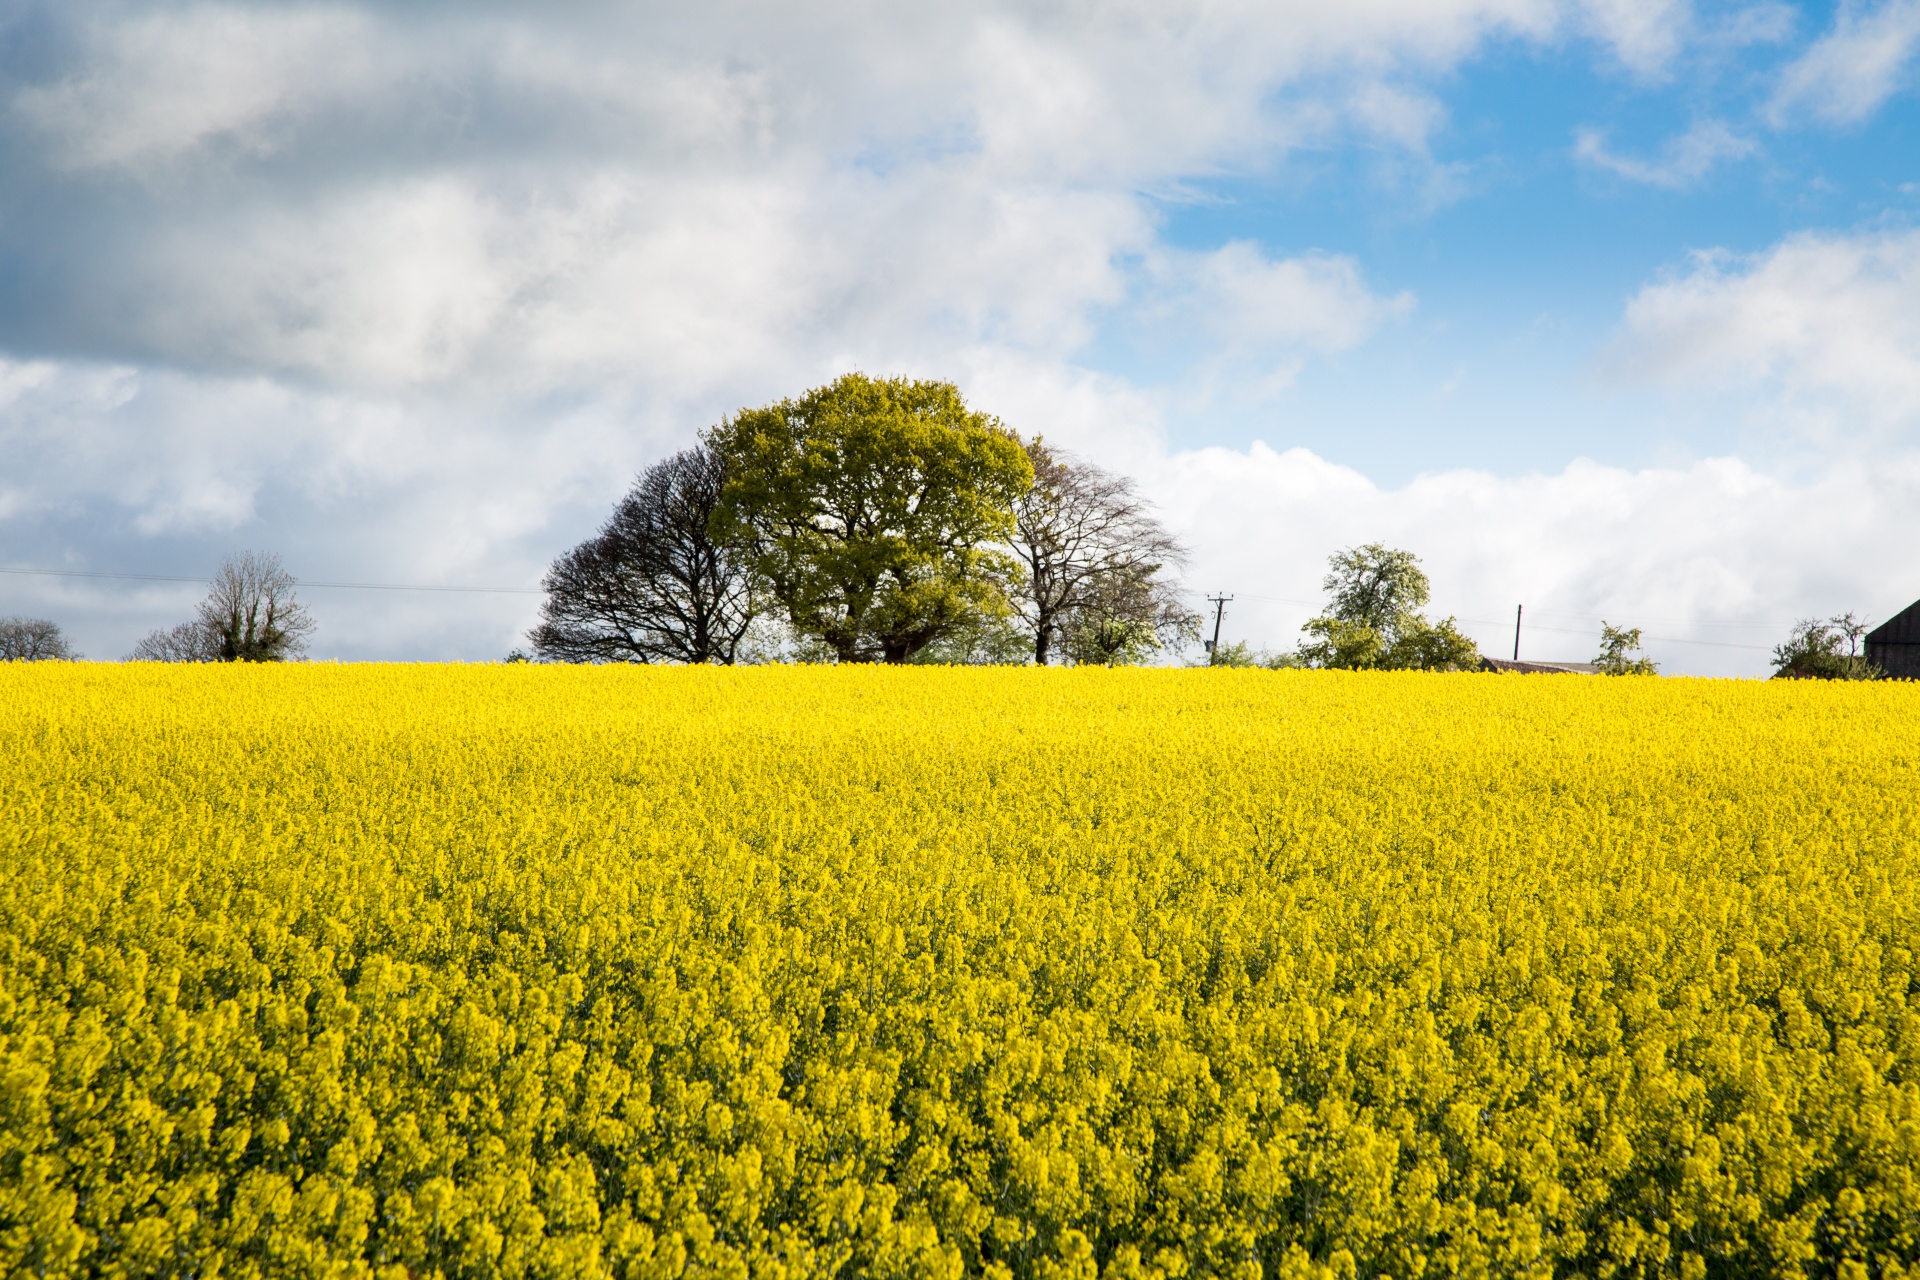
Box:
left=0, top=1, right=1693, bottom=385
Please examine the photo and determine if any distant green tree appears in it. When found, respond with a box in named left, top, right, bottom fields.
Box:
left=1594, top=622, right=1658, bottom=676
left=1394, top=616, right=1483, bottom=672
left=709, top=374, right=1033, bottom=664
left=1770, top=613, right=1881, bottom=680
left=1296, top=543, right=1482, bottom=671
left=1204, top=640, right=1302, bottom=669
left=1296, top=616, right=1385, bottom=671
left=1322, top=543, right=1428, bottom=631
left=907, top=613, right=1032, bottom=666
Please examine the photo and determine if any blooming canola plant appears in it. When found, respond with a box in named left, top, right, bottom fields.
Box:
left=2, top=664, right=1917, bottom=1278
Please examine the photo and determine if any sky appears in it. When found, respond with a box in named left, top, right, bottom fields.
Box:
left=2, top=0, right=1919, bottom=673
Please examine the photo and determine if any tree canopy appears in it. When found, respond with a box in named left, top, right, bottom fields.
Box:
left=1297, top=543, right=1480, bottom=671
left=1771, top=613, right=1880, bottom=680
left=129, top=552, right=313, bottom=662
left=1594, top=623, right=1659, bottom=676
left=1059, top=561, right=1199, bottom=666
left=1009, top=440, right=1191, bottom=665
left=532, top=446, right=757, bottom=664
left=0, top=616, right=78, bottom=661
left=708, top=374, right=1033, bottom=664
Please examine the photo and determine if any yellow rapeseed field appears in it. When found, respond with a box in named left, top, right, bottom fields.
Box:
left=2, top=664, right=1918, bottom=1280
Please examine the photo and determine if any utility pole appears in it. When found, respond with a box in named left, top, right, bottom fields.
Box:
left=1205, top=594, right=1233, bottom=656
left=1513, top=604, right=1523, bottom=661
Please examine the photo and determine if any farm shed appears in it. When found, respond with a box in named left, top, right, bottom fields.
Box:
left=1480, top=658, right=1599, bottom=674
left=1866, top=600, right=1920, bottom=679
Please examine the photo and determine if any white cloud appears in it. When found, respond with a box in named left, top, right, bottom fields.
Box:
left=0, top=0, right=1694, bottom=398
left=1151, top=444, right=1920, bottom=677
left=1579, top=0, right=1694, bottom=74
left=1710, top=3, right=1798, bottom=49
left=1573, top=118, right=1757, bottom=187
left=11, top=350, right=1912, bottom=674
left=1771, top=0, right=1920, bottom=124
left=1186, top=244, right=1414, bottom=352
left=1121, top=242, right=1416, bottom=396
left=1611, top=228, right=1920, bottom=432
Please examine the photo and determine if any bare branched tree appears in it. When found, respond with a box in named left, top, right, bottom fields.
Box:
left=201, top=551, right=314, bottom=660
left=127, top=621, right=221, bottom=663
left=1010, top=439, right=1193, bottom=664
left=0, top=616, right=79, bottom=661
left=1060, top=561, right=1202, bottom=666
left=128, top=551, right=314, bottom=662
left=532, top=445, right=759, bottom=664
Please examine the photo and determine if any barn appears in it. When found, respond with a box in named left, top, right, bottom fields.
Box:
left=1866, top=601, right=1920, bottom=680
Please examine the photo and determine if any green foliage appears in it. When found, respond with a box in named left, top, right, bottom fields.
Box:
left=1204, top=640, right=1302, bottom=669
left=907, top=612, right=1033, bottom=665
left=1320, top=542, right=1429, bottom=632
left=1058, top=563, right=1198, bottom=666
left=1297, top=545, right=1482, bottom=671
left=1297, top=616, right=1386, bottom=671
left=1390, top=615, right=1483, bottom=673
left=1061, top=614, right=1158, bottom=666
left=709, top=374, right=1033, bottom=664
left=1595, top=622, right=1659, bottom=676
left=1772, top=613, right=1882, bottom=681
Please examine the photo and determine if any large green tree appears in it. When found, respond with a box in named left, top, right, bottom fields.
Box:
left=1296, top=542, right=1481, bottom=671
left=709, top=374, right=1033, bottom=663
left=1771, top=613, right=1881, bottom=680
left=1594, top=622, right=1659, bottom=676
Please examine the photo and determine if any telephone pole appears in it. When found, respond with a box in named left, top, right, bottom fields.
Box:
left=1513, top=604, right=1523, bottom=661
left=1205, top=594, right=1233, bottom=656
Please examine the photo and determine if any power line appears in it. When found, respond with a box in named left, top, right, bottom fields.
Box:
left=1223, top=589, right=1776, bottom=651
left=1501, top=625, right=1770, bottom=652
left=1, top=567, right=206, bottom=585
left=0, top=565, right=542, bottom=595
left=0, top=564, right=1824, bottom=650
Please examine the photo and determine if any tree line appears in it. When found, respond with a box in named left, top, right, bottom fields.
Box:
left=0, top=372, right=1898, bottom=678
left=1, top=552, right=315, bottom=664
left=530, top=373, right=1201, bottom=667
left=525, top=374, right=1719, bottom=674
